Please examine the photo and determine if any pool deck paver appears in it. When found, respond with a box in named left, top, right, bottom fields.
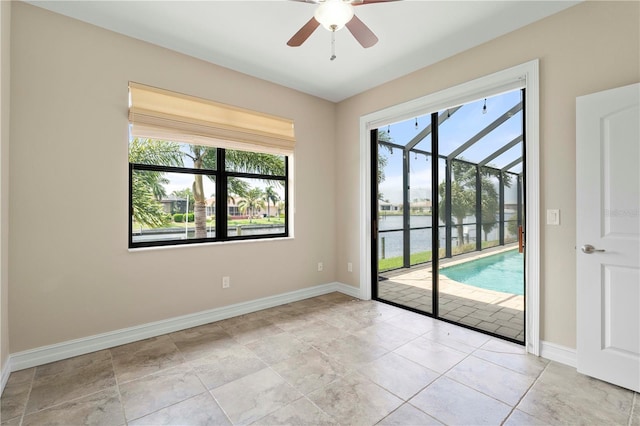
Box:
left=377, top=246, right=525, bottom=342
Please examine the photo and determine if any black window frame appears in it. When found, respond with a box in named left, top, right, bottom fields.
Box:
left=129, top=146, right=289, bottom=249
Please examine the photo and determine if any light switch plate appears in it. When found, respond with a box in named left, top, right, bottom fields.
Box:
left=547, top=209, right=560, bottom=225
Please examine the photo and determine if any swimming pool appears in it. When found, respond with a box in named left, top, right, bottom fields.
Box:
left=440, top=249, right=524, bottom=295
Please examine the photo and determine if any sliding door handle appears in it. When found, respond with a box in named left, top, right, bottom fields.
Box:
left=518, top=225, right=524, bottom=253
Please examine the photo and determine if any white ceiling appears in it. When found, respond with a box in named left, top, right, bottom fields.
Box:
left=27, top=0, right=579, bottom=102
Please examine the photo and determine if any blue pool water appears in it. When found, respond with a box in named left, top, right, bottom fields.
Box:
left=440, top=250, right=524, bottom=295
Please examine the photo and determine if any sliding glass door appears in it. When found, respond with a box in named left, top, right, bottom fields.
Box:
left=372, top=89, right=526, bottom=344
left=373, top=124, right=434, bottom=314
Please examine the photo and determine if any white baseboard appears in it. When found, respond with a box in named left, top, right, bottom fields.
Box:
left=540, top=340, right=576, bottom=367
left=9, top=282, right=357, bottom=372
left=336, top=282, right=361, bottom=298
left=1, top=356, right=11, bottom=395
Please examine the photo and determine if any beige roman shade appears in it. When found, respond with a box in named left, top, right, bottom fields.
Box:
left=129, top=82, right=295, bottom=155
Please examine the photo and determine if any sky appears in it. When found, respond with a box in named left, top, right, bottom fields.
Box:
left=379, top=89, right=523, bottom=205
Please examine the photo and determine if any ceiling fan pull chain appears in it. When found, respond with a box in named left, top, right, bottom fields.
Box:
left=330, top=30, right=337, bottom=61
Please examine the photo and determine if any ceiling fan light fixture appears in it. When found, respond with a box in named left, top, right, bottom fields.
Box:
left=314, top=0, right=354, bottom=32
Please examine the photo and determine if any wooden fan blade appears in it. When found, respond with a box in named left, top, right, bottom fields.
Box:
left=287, top=17, right=320, bottom=47
left=345, top=15, right=378, bottom=48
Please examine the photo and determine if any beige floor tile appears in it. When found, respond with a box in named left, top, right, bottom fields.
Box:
left=320, top=311, right=383, bottom=333
left=110, top=335, right=184, bottom=383
left=394, top=337, right=466, bottom=374
left=22, top=388, right=124, bottom=426
left=632, top=401, right=640, bottom=426
left=170, top=323, right=234, bottom=361
left=503, top=409, right=549, bottom=426
left=246, top=332, right=310, bottom=364
left=212, top=367, right=302, bottom=425
left=269, top=311, right=320, bottom=332
left=351, top=322, right=419, bottom=351
left=517, top=362, right=634, bottom=425
left=224, top=319, right=285, bottom=344
left=316, top=292, right=356, bottom=304
left=314, top=335, right=388, bottom=368
left=377, top=403, right=443, bottom=425
left=129, top=392, right=230, bottom=426
left=0, top=417, right=21, bottom=426
left=25, top=351, right=116, bottom=415
left=33, top=350, right=111, bottom=378
left=190, top=343, right=267, bottom=390
left=383, top=311, right=436, bottom=335
left=358, top=352, right=439, bottom=400
left=472, top=346, right=548, bottom=378
left=426, top=320, right=491, bottom=349
left=271, top=348, right=349, bottom=395
left=410, top=376, right=512, bottom=425
left=119, top=364, right=206, bottom=421
left=445, top=356, right=534, bottom=405
left=308, top=372, right=403, bottom=426
left=288, top=320, right=350, bottom=347
left=251, top=396, right=337, bottom=425
left=347, top=300, right=404, bottom=321
left=0, top=368, right=34, bottom=422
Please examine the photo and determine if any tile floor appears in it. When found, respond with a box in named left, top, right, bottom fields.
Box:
left=1, top=292, right=638, bottom=425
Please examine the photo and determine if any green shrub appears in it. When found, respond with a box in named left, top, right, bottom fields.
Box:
left=173, top=213, right=184, bottom=223
left=187, top=213, right=194, bottom=222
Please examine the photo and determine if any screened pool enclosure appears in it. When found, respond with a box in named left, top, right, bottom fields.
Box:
left=372, top=88, right=526, bottom=343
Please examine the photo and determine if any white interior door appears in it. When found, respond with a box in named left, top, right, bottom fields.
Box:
left=576, top=83, right=640, bottom=392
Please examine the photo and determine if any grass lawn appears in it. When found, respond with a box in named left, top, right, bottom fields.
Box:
left=378, top=240, right=503, bottom=272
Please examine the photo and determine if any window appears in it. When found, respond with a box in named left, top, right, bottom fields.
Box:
left=128, top=83, right=294, bottom=248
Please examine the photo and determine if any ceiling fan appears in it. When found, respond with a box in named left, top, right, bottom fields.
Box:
left=287, top=0, right=398, bottom=56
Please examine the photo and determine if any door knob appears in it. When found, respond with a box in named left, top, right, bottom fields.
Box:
left=581, top=244, right=605, bottom=254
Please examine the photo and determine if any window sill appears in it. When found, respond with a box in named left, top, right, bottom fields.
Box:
left=128, top=235, right=295, bottom=253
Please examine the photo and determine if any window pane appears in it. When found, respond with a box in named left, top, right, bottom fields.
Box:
left=129, top=138, right=217, bottom=171
left=131, top=170, right=216, bottom=244
left=225, top=149, right=285, bottom=176
left=227, top=177, right=285, bottom=237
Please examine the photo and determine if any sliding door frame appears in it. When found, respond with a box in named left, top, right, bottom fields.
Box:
left=358, top=60, right=540, bottom=355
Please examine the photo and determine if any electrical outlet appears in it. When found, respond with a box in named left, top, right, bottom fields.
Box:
left=222, top=276, right=230, bottom=289
left=317, top=262, right=323, bottom=272
left=348, top=262, right=353, bottom=272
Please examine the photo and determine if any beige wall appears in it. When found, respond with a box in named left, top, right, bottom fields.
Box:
left=335, top=1, right=640, bottom=348
left=1, top=0, right=11, bottom=376
left=9, top=3, right=337, bottom=353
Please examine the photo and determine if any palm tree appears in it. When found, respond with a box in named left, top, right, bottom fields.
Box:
left=263, top=186, right=280, bottom=220
left=237, top=188, right=265, bottom=223
left=182, top=146, right=216, bottom=238
left=439, top=160, right=476, bottom=247
left=129, top=138, right=183, bottom=228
